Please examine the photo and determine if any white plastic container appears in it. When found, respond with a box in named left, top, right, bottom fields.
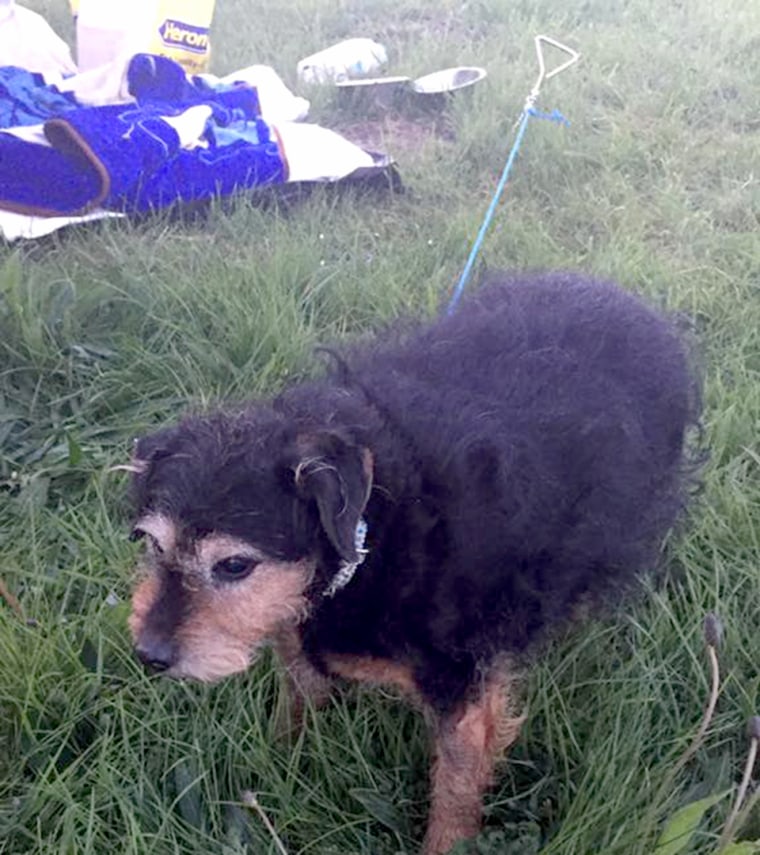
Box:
left=297, top=38, right=387, bottom=85
left=75, top=0, right=131, bottom=71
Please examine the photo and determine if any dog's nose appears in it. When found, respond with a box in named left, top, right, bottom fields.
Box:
left=134, top=634, right=176, bottom=674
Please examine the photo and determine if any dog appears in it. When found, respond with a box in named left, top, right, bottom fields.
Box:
left=126, top=271, right=700, bottom=854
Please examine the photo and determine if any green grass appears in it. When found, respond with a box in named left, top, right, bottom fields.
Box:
left=1, top=0, right=759, bottom=852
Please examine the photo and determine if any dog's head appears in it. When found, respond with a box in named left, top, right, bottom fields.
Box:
left=124, top=407, right=372, bottom=682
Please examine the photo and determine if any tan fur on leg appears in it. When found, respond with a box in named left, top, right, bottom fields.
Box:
left=422, top=665, right=525, bottom=855
left=273, top=627, right=333, bottom=737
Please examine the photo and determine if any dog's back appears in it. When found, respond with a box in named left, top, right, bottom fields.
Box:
left=352, top=271, right=694, bottom=470
left=301, top=272, right=699, bottom=701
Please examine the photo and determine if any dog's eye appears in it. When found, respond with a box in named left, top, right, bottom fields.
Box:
left=129, top=527, right=163, bottom=555
left=212, top=556, right=258, bottom=582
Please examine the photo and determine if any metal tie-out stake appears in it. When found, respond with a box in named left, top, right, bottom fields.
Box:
left=523, top=34, right=581, bottom=114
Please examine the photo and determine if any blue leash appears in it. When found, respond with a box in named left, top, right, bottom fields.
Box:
left=446, top=35, right=580, bottom=315
left=447, top=106, right=569, bottom=315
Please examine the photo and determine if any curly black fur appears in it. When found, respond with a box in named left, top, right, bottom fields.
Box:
left=132, top=271, right=701, bottom=712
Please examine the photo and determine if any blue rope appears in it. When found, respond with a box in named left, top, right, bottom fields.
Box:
left=528, top=106, right=570, bottom=126
left=446, top=106, right=569, bottom=315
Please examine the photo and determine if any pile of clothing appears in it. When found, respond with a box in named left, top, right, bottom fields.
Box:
left=0, top=3, right=393, bottom=240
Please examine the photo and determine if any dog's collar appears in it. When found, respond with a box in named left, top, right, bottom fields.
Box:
left=323, top=518, right=369, bottom=597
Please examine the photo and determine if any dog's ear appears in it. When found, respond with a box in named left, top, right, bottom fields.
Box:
left=112, top=426, right=181, bottom=480
left=133, top=427, right=180, bottom=464
left=291, top=432, right=373, bottom=564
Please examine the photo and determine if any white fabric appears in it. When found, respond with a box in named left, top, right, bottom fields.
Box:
left=275, top=122, right=375, bottom=182
left=0, top=209, right=122, bottom=241
left=57, top=55, right=134, bottom=105
left=162, top=104, right=212, bottom=149
left=3, top=122, right=48, bottom=144
left=214, top=65, right=310, bottom=123
left=0, top=2, right=76, bottom=77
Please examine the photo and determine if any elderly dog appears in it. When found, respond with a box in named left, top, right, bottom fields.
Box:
left=127, top=271, right=699, bottom=854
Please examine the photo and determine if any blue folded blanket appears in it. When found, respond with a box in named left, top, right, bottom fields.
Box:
left=0, top=55, right=287, bottom=216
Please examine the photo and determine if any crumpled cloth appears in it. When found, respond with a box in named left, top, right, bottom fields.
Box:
left=0, top=3, right=76, bottom=78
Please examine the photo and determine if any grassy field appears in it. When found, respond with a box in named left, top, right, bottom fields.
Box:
left=1, top=0, right=759, bottom=852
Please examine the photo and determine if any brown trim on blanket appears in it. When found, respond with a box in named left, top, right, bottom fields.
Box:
left=0, top=119, right=109, bottom=218
left=43, top=118, right=110, bottom=213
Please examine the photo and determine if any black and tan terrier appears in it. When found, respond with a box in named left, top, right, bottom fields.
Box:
left=126, top=271, right=700, bottom=855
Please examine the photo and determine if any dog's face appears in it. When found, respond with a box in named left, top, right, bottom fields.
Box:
left=128, top=514, right=315, bottom=682
left=125, top=407, right=372, bottom=682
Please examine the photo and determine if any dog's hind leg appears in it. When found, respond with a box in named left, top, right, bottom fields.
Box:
left=273, top=628, right=333, bottom=738
left=422, top=666, right=525, bottom=855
